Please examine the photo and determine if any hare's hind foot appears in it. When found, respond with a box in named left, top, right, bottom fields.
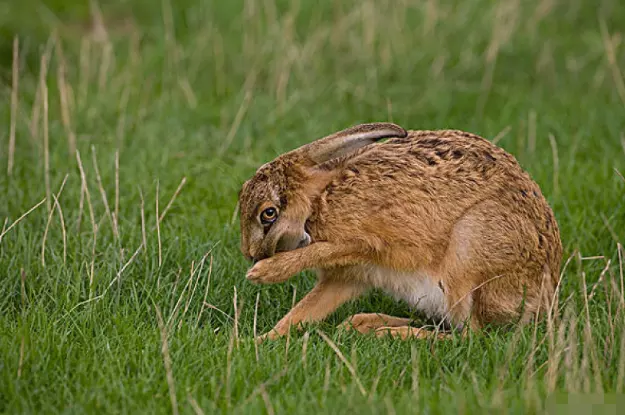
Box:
left=340, top=312, right=478, bottom=340
left=374, top=326, right=452, bottom=340
left=339, top=313, right=413, bottom=334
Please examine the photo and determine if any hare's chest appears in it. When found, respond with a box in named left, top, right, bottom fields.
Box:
left=361, top=265, right=449, bottom=319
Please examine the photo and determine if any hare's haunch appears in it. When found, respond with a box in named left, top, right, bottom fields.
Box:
left=238, top=123, right=562, bottom=341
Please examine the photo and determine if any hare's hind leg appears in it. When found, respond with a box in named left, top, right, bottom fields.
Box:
left=339, top=313, right=413, bottom=334
left=441, top=198, right=554, bottom=328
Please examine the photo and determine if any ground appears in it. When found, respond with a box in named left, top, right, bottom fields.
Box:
left=1, top=0, right=625, bottom=413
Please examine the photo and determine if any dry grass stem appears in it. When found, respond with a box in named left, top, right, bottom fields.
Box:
left=219, top=69, right=257, bottom=155
left=259, top=386, right=275, bottom=415
left=77, top=178, right=86, bottom=233
left=179, top=78, right=198, bottom=109
left=202, top=302, right=233, bottom=322
left=241, top=368, right=288, bottom=406
left=161, top=0, right=179, bottom=71
left=17, top=335, right=25, bottom=379
left=411, top=344, right=420, bottom=394
left=617, top=330, right=625, bottom=392
left=114, top=150, right=120, bottom=226
left=7, top=37, right=19, bottom=176
left=97, top=43, right=113, bottom=93
left=548, top=133, right=559, bottom=195
left=196, top=255, right=213, bottom=326
left=440, top=274, right=506, bottom=329
left=615, top=168, right=625, bottom=184
left=178, top=249, right=214, bottom=329
left=0, top=218, right=8, bottom=245
left=41, top=175, right=69, bottom=267
left=285, top=285, right=297, bottom=361
left=167, top=265, right=198, bottom=329
left=139, top=188, right=147, bottom=253
left=618, top=243, right=624, bottom=310
left=91, top=146, right=120, bottom=240
left=20, top=268, right=26, bottom=308
left=116, top=77, right=131, bottom=145
left=156, top=181, right=162, bottom=267
left=301, top=331, right=310, bottom=369
left=78, top=38, right=91, bottom=109
left=55, top=37, right=76, bottom=156
left=600, top=19, right=625, bottom=108
left=225, top=325, right=234, bottom=407
left=230, top=202, right=240, bottom=227
left=30, top=38, right=54, bottom=143
left=157, top=177, right=187, bottom=226
left=491, top=125, right=511, bottom=145
left=105, top=244, right=143, bottom=292
left=75, top=150, right=98, bottom=297
left=233, top=287, right=240, bottom=348
left=254, top=292, right=260, bottom=362
left=42, top=53, right=51, bottom=212
left=0, top=198, right=47, bottom=243
left=51, top=194, right=68, bottom=264
left=588, top=259, right=612, bottom=300
left=317, top=330, right=367, bottom=396
left=155, top=305, right=179, bottom=415
left=528, top=110, right=536, bottom=154
left=187, top=394, right=204, bottom=415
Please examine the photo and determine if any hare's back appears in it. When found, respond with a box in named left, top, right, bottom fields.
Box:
left=344, top=129, right=533, bottom=198
left=319, top=129, right=550, bottom=230
left=383, top=129, right=523, bottom=181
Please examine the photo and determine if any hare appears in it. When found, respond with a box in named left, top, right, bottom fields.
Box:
left=238, top=123, right=562, bottom=341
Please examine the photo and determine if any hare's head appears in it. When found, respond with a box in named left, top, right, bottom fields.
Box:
left=238, top=123, right=407, bottom=262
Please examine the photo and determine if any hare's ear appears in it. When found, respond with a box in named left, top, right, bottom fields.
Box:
left=288, top=123, right=407, bottom=165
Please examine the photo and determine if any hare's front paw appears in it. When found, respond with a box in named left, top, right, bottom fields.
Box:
left=255, top=329, right=283, bottom=343
left=246, top=257, right=292, bottom=284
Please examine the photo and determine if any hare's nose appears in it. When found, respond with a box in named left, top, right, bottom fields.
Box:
left=297, top=233, right=311, bottom=249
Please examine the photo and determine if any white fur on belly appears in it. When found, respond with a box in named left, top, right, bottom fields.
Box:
left=360, top=265, right=448, bottom=319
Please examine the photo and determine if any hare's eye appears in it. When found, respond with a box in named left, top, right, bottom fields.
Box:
left=260, top=207, right=278, bottom=225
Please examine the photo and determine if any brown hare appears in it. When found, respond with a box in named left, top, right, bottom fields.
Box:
left=238, top=123, right=562, bottom=341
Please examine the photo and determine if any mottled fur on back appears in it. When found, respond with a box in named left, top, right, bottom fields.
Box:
left=238, top=123, right=562, bottom=341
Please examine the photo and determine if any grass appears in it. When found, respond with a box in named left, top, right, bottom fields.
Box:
left=1, top=0, right=625, bottom=413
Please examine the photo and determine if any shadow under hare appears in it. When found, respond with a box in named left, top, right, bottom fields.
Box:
left=238, top=123, right=562, bottom=341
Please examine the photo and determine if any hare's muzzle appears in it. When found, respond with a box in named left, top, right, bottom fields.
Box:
left=297, top=233, right=311, bottom=249
left=275, top=232, right=311, bottom=255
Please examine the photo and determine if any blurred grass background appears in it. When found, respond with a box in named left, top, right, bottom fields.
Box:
left=0, top=0, right=624, bottom=413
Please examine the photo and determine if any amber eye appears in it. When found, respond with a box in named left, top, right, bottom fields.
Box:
left=260, top=207, right=278, bottom=225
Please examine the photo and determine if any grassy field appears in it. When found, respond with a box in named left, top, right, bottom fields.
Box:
left=1, top=0, right=625, bottom=413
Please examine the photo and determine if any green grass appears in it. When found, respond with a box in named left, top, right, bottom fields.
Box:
left=1, top=0, right=625, bottom=413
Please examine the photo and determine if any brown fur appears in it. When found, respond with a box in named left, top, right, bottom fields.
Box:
left=239, top=123, right=563, bottom=341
